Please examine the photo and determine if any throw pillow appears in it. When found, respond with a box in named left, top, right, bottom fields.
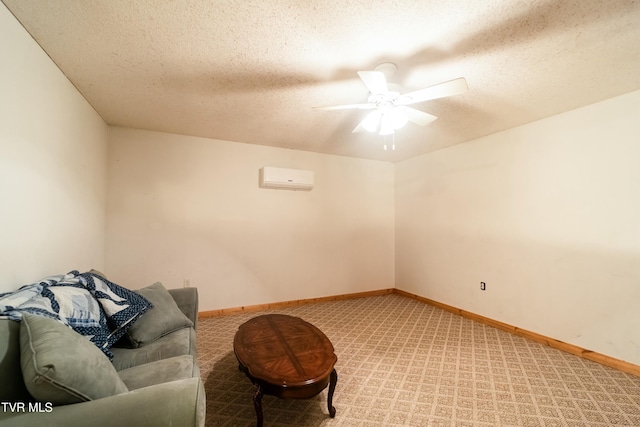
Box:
left=126, top=282, right=193, bottom=347
left=20, top=313, right=128, bottom=405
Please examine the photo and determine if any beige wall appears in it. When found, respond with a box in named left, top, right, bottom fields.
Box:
left=106, top=127, right=395, bottom=311
left=0, top=4, right=108, bottom=293
left=396, top=89, right=640, bottom=365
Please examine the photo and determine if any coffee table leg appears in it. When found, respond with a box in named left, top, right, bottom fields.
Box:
left=253, top=384, right=264, bottom=427
left=328, top=369, right=337, bottom=418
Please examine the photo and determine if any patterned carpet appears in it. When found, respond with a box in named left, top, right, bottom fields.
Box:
left=196, top=294, right=640, bottom=426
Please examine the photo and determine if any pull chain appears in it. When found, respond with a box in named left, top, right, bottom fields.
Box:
left=383, top=133, right=396, bottom=151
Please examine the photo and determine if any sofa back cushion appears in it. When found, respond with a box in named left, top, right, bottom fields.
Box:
left=20, top=313, right=128, bottom=405
left=0, top=320, right=31, bottom=402
left=126, top=282, right=193, bottom=348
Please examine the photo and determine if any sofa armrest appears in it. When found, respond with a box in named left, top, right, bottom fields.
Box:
left=0, top=377, right=205, bottom=427
left=168, top=287, right=199, bottom=327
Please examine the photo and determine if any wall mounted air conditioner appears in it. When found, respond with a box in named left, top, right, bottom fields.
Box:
left=259, top=167, right=314, bottom=190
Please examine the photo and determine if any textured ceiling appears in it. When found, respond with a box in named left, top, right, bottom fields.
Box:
left=3, top=0, right=640, bottom=162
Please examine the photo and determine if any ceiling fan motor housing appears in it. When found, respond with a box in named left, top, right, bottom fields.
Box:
left=367, top=92, right=400, bottom=107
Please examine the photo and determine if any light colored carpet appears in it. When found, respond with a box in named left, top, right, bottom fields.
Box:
left=197, top=294, right=640, bottom=426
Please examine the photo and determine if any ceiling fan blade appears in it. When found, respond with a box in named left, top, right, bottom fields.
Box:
left=313, top=103, right=375, bottom=111
left=357, top=71, right=389, bottom=95
left=397, top=77, right=468, bottom=105
left=399, top=106, right=438, bottom=126
left=352, top=119, right=369, bottom=133
left=352, top=110, right=381, bottom=133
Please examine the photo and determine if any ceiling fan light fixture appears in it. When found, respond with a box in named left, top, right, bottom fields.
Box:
left=362, top=106, right=408, bottom=135
left=388, top=107, right=408, bottom=130
left=362, top=110, right=381, bottom=132
left=379, top=113, right=395, bottom=135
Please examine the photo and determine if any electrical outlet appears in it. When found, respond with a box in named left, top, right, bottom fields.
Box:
left=480, top=282, right=486, bottom=291
left=184, top=278, right=191, bottom=288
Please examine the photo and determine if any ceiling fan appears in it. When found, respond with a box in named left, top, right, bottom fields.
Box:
left=313, top=63, right=468, bottom=136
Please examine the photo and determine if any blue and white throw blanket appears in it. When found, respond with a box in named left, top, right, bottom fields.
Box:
left=0, top=271, right=152, bottom=359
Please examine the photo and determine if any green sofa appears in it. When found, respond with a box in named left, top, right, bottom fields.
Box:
left=0, top=285, right=205, bottom=427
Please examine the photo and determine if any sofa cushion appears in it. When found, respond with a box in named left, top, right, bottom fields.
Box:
left=111, top=327, right=196, bottom=371
left=117, top=355, right=196, bottom=390
left=0, top=320, right=32, bottom=402
left=126, top=282, right=193, bottom=348
left=20, top=313, right=128, bottom=405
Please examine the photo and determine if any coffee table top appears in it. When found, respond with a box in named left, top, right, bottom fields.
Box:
left=233, top=314, right=337, bottom=388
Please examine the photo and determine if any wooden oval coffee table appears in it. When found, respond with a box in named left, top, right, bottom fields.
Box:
left=233, top=314, right=338, bottom=427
